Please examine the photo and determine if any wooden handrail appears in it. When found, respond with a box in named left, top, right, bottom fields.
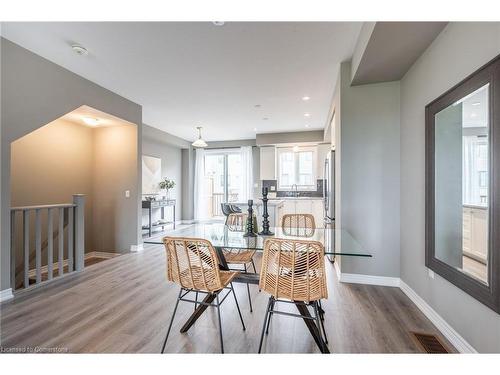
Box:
left=11, top=203, right=76, bottom=211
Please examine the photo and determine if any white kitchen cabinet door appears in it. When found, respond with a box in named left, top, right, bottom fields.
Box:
left=463, top=206, right=488, bottom=263
left=470, top=208, right=488, bottom=262
left=282, top=200, right=296, bottom=215
left=311, top=200, right=324, bottom=227
left=462, top=208, right=472, bottom=255
left=260, top=146, right=276, bottom=180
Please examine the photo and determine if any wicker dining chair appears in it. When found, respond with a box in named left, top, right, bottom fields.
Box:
left=223, top=213, right=258, bottom=312
left=281, top=213, right=316, bottom=237
left=280, top=212, right=327, bottom=338
left=161, top=236, right=246, bottom=354
left=257, top=237, right=328, bottom=353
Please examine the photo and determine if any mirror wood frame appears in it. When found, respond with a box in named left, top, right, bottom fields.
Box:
left=426, top=54, right=500, bottom=313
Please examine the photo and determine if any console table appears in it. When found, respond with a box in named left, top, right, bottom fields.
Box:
left=142, top=199, right=176, bottom=237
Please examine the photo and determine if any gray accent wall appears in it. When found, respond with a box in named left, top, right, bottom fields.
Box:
left=142, top=124, right=185, bottom=222
left=181, top=147, right=195, bottom=221
left=400, top=22, right=500, bottom=352
left=1, top=38, right=142, bottom=292
left=339, top=62, right=401, bottom=277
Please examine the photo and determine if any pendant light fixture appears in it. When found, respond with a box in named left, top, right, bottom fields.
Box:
left=191, top=126, right=208, bottom=148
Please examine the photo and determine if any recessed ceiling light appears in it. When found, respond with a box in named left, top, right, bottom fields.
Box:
left=305, top=124, right=310, bottom=128
left=212, top=21, right=225, bottom=26
left=253, top=127, right=258, bottom=131
left=82, top=117, right=99, bottom=126
left=262, top=117, right=269, bottom=121
left=71, top=44, right=88, bottom=56
left=472, top=102, right=481, bottom=106
left=254, top=104, right=261, bottom=108
left=304, top=113, right=310, bottom=117
left=302, top=96, right=310, bottom=101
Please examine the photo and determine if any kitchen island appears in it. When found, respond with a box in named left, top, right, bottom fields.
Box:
left=232, top=199, right=284, bottom=228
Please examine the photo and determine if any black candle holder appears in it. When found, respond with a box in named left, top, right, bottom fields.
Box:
left=243, top=199, right=257, bottom=237
left=259, top=187, right=274, bottom=236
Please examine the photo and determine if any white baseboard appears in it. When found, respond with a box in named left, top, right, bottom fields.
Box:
left=334, top=265, right=476, bottom=353
left=333, top=261, right=341, bottom=280
left=338, top=272, right=401, bottom=288
left=0, top=288, right=14, bottom=303
left=400, top=280, right=477, bottom=353
left=130, top=244, right=144, bottom=252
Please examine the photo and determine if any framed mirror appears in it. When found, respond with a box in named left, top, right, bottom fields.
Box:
left=426, top=54, right=500, bottom=313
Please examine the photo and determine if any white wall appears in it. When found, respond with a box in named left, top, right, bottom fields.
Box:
left=339, top=62, right=401, bottom=277
left=400, top=22, right=500, bottom=352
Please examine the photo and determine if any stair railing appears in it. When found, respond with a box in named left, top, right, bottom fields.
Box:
left=10, top=194, right=85, bottom=291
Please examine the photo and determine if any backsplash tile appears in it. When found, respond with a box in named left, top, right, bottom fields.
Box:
left=261, top=179, right=324, bottom=198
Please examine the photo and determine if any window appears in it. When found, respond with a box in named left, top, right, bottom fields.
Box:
left=277, top=147, right=317, bottom=190
left=204, top=150, right=242, bottom=217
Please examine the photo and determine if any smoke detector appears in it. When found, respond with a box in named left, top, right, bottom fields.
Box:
left=71, top=44, right=89, bottom=56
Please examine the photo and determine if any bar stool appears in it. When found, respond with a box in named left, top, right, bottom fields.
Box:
left=161, top=236, right=246, bottom=354
left=258, top=237, right=328, bottom=353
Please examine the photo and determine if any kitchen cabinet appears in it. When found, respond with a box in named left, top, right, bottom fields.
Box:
left=260, top=146, right=276, bottom=180
left=463, top=206, right=488, bottom=263
left=280, top=199, right=324, bottom=227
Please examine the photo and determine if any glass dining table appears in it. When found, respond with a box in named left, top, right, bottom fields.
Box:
left=145, top=222, right=371, bottom=353
left=145, top=222, right=371, bottom=281
left=144, top=222, right=371, bottom=257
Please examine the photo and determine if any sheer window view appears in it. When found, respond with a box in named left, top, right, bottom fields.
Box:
left=278, top=147, right=316, bottom=190
left=434, top=84, right=489, bottom=284
left=204, top=152, right=242, bottom=217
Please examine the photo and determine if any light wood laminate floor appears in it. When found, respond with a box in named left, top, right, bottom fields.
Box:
left=0, top=244, right=455, bottom=353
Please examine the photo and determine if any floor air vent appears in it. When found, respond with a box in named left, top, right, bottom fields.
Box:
left=411, top=332, right=449, bottom=353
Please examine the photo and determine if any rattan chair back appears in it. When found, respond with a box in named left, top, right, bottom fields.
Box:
left=281, top=213, right=316, bottom=237
left=259, top=238, right=328, bottom=302
left=227, top=213, right=247, bottom=231
left=163, top=237, right=223, bottom=292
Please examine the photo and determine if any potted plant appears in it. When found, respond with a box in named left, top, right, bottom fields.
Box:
left=158, top=178, right=175, bottom=200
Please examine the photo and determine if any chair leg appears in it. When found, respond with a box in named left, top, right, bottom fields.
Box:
left=265, top=298, right=275, bottom=335
left=194, top=291, right=198, bottom=312
left=317, top=302, right=328, bottom=344
left=161, top=288, right=182, bottom=353
left=215, top=293, right=224, bottom=354
left=318, top=299, right=325, bottom=321
left=251, top=259, right=257, bottom=273
left=243, top=264, right=253, bottom=312
left=313, top=301, right=328, bottom=352
left=258, top=296, right=273, bottom=354
left=230, top=282, right=246, bottom=331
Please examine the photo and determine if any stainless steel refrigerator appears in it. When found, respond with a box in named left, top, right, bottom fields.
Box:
left=323, top=149, right=335, bottom=261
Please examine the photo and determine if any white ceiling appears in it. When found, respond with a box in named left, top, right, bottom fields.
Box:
left=1, top=22, right=362, bottom=142
left=60, top=105, right=135, bottom=128
left=462, top=84, right=489, bottom=128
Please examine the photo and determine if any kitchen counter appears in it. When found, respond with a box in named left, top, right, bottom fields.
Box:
left=232, top=199, right=284, bottom=206
left=270, top=197, right=323, bottom=201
